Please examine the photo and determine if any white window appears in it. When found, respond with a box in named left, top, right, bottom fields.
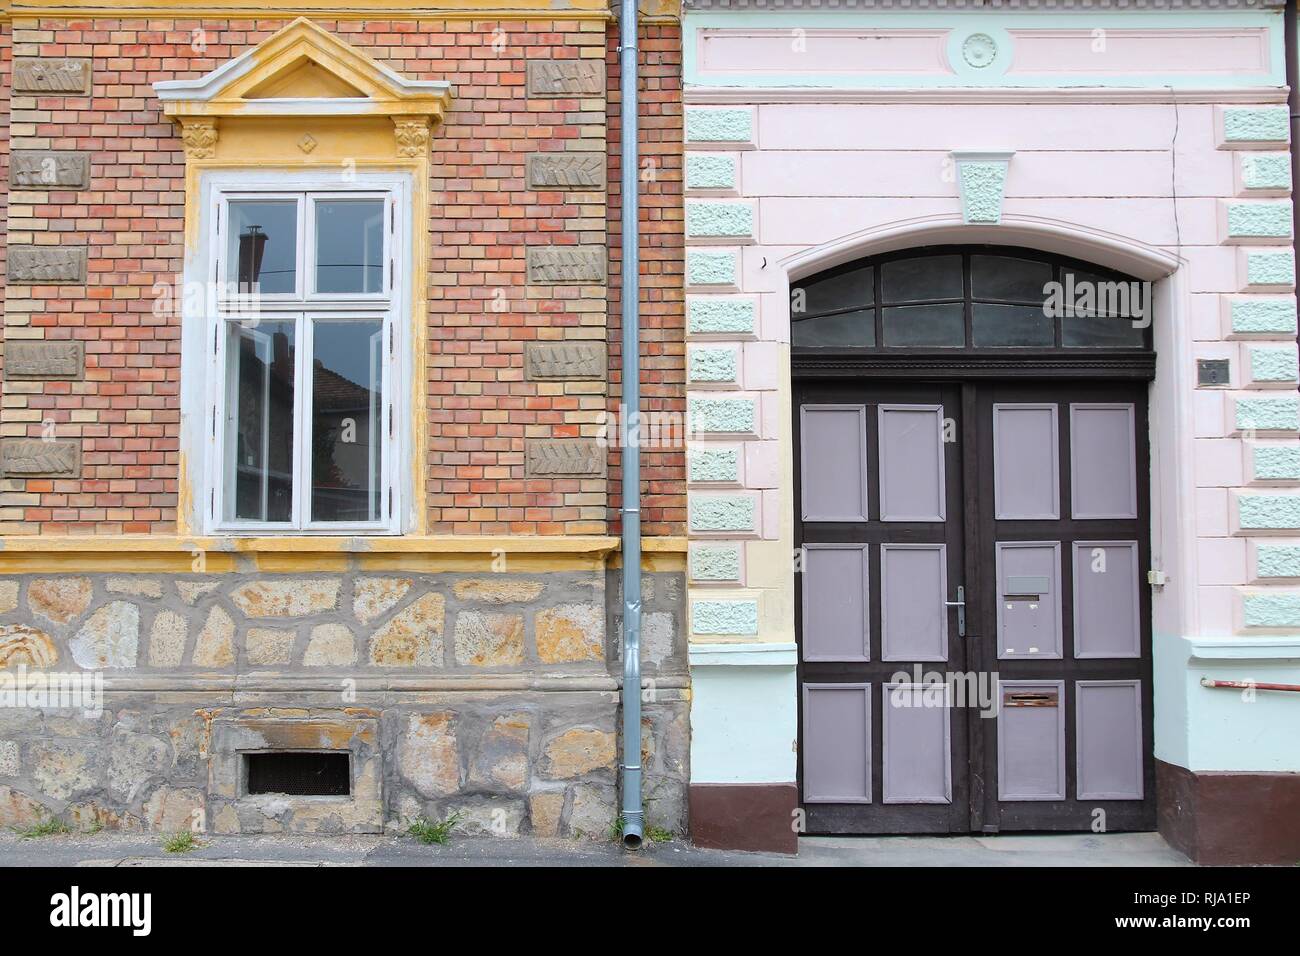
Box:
left=202, top=178, right=407, bottom=533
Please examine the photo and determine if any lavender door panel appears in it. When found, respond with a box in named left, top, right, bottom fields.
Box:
left=996, top=542, right=1063, bottom=659
left=802, top=544, right=870, bottom=662
left=878, top=404, right=946, bottom=522
left=800, top=405, right=868, bottom=521
left=1072, top=542, right=1141, bottom=659
left=1070, top=403, right=1137, bottom=519
left=997, top=680, right=1066, bottom=801
left=1076, top=680, right=1144, bottom=800
left=802, top=684, right=872, bottom=804
left=883, top=683, right=952, bottom=804
left=881, top=543, right=948, bottom=662
left=993, top=404, right=1060, bottom=520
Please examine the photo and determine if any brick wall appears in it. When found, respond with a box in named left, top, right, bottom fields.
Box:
left=0, top=15, right=683, bottom=536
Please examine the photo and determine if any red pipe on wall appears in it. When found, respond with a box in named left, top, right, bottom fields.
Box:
left=1200, top=678, right=1300, bottom=693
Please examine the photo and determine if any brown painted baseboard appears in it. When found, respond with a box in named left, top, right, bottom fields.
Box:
left=1157, top=759, right=1300, bottom=865
left=689, top=783, right=799, bottom=854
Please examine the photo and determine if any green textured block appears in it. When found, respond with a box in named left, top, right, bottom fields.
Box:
left=689, top=544, right=742, bottom=581
left=689, top=495, right=756, bottom=532
left=1242, top=593, right=1300, bottom=629
left=688, top=446, right=740, bottom=483
left=1223, top=107, right=1290, bottom=144
left=690, top=397, right=755, bottom=434
left=1250, top=346, right=1298, bottom=383
left=1236, top=397, right=1300, bottom=432
left=688, top=297, right=754, bottom=335
left=691, top=600, right=759, bottom=636
left=685, top=108, right=753, bottom=144
left=1238, top=494, right=1300, bottom=530
left=689, top=347, right=737, bottom=383
left=1257, top=544, right=1300, bottom=578
left=686, top=201, right=753, bottom=240
left=1231, top=298, right=1298, bottom=334
left=1245, top=251, right=1295, bottom=287
left=1241, top=154, right=1293, bottom=191
left=686, top=154, right=737, bottom=191
left=1226, top=202, right=1293, bottom=240
left=686, top=250, right=738, bottom=287
left=1253, top=445, right=1300, bottom=481
left=958, top=162, right=1008, bottom=225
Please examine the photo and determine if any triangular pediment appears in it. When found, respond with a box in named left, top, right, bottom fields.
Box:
left=155, top=17, right=451, bottom=120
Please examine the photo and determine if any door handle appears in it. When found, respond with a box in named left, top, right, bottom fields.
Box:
left=944, top=585, right=966, bottom=638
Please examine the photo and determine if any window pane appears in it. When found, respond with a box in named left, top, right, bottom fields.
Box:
left=228, top=201, right=297, bottom=295
left=972, top=304, right=1054, bottom=347
left=792, top=309, right=875, bottom=347
left=311, top=319, right=384, bottom=523
left=794, top=266, right=873, bottom=317
left=1059, top=270, right=1148, bottom=346
left=316, top=200, right=385, bottom=294
left=882, top=304, right=965, bottom=347
left=227, top=321, right=296, bottom=522
left=971, top=256, right=1053, bottom=303
left=1061, top=314, right=1146, bottom=347
left=881, top=255, right=963, bottom=303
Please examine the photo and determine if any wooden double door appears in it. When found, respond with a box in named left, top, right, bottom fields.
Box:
left=794, top=378, right=1155, bottom=834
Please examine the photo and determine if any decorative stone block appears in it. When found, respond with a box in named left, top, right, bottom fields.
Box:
left=691, top=600, right=759, bottom=636
left=686, top=154, right=737, bottom=191
left=526, top=246, right=607, bottom=284
left=688, top=346, right=738, bottom=384
left=7, top=246, right=88, bottom=284
left=527, top=153, right=605, bottom=190
left=1241, top=593, right=1300, bottom=629
left=1235, top=396, right=1300, bottom=432
left=1230, top=298, right=1297, bottom=335
left=1240, top=153, right=1292, bottom=192
left=689, top=544, right=742, bottom=582
left=13, top=57, right=91, bottom=94
left=686, top=249, right=738, bottom=287
left=689, top=396, right=755, bottom=435
left=951, top=149, right=1014, bottom=225
left=1225, top=202, right=1293, bottom=241
left=689, top=494, right=757, bottom=533
left=684, top=107, right=753, bottom=145
left=3, top=341, right=84, bottom=380
left=525, top=439, right=606, bottom=477
left=454, top=612, right=525, bottom=667
left=688, top=446, right=740, bottom=483
left=685, top=201, right=753, bottom=240
left=9, top=151, right=90, bottom=189
left=535, top=604, right=604, bottom=663
left=1249, top=346, right=1299, bottom=384
left=1238, top=494, right=1300, bottom=531
left=526, top=59, right=605, bottom=96
left=524, top=342, right=605, bottom=380
left=1244, top=250, right=1295, bottom=288
left=1253, top=445, right=1300, bottom=482
left=687, top=296, right=755, bottom=335
left=0, top=438, right=80, bottom=477
left=1222, top=106, right=1290, bottom=146
left=1256, top=544, right=1300, bottom=579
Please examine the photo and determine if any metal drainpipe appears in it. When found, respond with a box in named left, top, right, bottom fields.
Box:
left=618, top=0, right=644, bottom=851
left=1287, top=1, right=1300, bottom=365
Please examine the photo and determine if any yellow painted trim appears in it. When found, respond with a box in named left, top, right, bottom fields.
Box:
left=9, top=3, right=613, bottom=18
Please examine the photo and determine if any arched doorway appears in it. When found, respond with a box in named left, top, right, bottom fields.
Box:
left=792, top=246, right=1155, bottom=834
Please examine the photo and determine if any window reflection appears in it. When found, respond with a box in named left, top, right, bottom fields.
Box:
left=311, top=319, right=384, bottom=523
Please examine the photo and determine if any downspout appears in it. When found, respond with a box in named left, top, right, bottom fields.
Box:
left=1288, top=0, right=1300, bottom=366
left=618, top=0, right=644, bottom=850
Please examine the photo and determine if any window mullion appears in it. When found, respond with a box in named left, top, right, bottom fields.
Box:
left=293, top=311, right=311, bottom=530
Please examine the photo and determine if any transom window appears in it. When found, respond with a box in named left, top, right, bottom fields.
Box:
left=205, top=182, right=404, bottom=533
left=791, top=247, right=1152, bottom=351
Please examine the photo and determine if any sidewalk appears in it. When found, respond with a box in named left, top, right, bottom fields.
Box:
left=0, top=829, right=1192, bottom=867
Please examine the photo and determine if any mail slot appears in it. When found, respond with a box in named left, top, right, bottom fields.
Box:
left=1003, top=690, right=1059, bottom=708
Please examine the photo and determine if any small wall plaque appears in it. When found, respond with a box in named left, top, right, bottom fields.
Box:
left=526, top=60, right=605, bottom=97
left=524, top=343, right=606, bottom=381
left=1197, top=358, right=1232, bottom=387
left=524, top=439, right=606, bottom=477
left=4, top=341, right=85, bottom=380
left=13, top=58, right=92, bottom=95
left=7, top=246, right=88, bottom=284
left=10, top=151, right=91, bottom=189
left=527, top=154, right=605, bottom=190
left=525, top=247, right=606, bottom=285
left=0, top=439, right=81, bottom=478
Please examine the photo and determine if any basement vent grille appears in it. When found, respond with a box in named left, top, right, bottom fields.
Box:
left=246, top=752, right=351, bottom=796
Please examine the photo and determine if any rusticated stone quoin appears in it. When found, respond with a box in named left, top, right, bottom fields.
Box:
left=7, top=246, right=88, bottom=284
left=525, top=246, right=606, bottom=284
left=1, top=439, right=80, bottom=478
left=9, top=151, right=91, bottom=189
left=4, top=341, right=85, bottom=380
left=13, top=57, right=91, bottom=94
left=525, top=439, right=606, bottom=477
left=527, top=153, right=605, bottom=189
left=524, top=342, right=606, bottom=381
left=526, top=59, right=604, bottom=96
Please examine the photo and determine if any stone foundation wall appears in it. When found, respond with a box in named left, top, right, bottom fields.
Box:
left=0, top=569, right=688, bottom=839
